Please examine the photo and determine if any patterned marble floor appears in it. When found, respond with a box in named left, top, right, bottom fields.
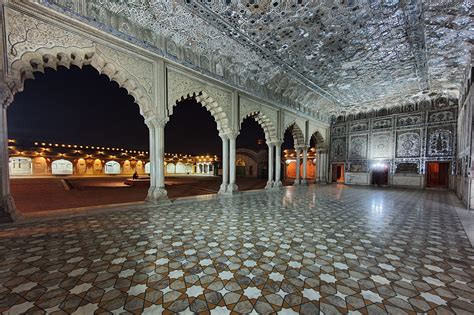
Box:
left=0, top=185, right=473, bottom=314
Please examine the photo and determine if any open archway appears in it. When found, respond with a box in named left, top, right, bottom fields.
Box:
left=282, top=122, right=306, bottom=184
left=164, top=97, right=222, bottom=197
left=309, top=130, right=329, bottom=183
left=6, top=64, right=150, bottom=215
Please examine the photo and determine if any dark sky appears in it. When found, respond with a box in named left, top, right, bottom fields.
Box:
left=8, top=65, right=268, bottom=155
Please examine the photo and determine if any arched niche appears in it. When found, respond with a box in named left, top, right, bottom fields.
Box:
left=105, top=161, right=121, bottom=174
left=9, top=157, right=32, bottom=176
left=52, top=159, right=73, bottom=175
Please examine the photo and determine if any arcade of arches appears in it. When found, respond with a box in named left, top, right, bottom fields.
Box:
left=0, top=2, right=474, bottom=314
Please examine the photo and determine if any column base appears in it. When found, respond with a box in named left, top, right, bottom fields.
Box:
left=219, top=183, right=239, bottom=195
left=300, top=179, right=308, bottom=185
left=265, top=181, right=274, bottom=189
left=218, top=183, right=228, bottom=195
left=293, top=179, right=300, bottom=186
left=0, top=194, right=16, bottom=223
left=146, top=187, right=170, bottom=204
left=272, top=181, right=282, bottom=188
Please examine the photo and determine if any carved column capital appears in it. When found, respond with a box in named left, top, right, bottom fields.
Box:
left=220, top=131, right=239, bottom=140
left=295, top=145, right=308, bottom=151
left=269, top=140, right=283, bottom=146
left=145, top=115, right=169, bottom=129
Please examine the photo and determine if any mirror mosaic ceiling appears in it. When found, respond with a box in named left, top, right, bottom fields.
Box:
left=43, top=0, right=473, bottom=119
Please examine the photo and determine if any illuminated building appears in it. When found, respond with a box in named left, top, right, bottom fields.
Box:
left=8, top=139, right=219, bottom=177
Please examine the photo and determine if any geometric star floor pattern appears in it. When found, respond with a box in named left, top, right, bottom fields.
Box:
left=1, top=185, right=473, bottom=314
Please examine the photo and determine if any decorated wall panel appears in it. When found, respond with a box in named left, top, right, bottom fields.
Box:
left=426, top=125, right=454, bottom=157
left=371, top=133, right=391, bottom=159
left=330, top=137, right=346, bottom=161
left=349, top=135, right=368, bottom=159
left=330, top=102, right=457, bottom=177
left=396, top=130, right=421, bottom=158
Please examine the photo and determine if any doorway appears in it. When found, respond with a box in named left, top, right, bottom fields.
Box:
left=332, top=164, right=344, bottom=183
left=426, top=162, right=449, bottom=188
left=372, top=163, right=389, bottom=186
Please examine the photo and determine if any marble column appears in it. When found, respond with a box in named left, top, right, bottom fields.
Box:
left=301, top=146, right=308, bottom=185
left=319, top=149, right=329, bottom=183
left=314, top=150, right=320, bottom=183
left=146, top=120, right=156, bottom=191
left=218, top=134, right=229, bottom=194
left=293, top=147, right=301, bottom=186
left=227, top=133, right=238, bottom=193
left=146, top=116, right=168, bottom=203
left=265, top=142, right=275, bottom=189
left=0, top=101, right=15, bottom=222
left=273, top=141, right=283, bottom=188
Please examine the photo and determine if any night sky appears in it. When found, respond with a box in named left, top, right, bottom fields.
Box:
left=8, top=65, right=285, bottom=155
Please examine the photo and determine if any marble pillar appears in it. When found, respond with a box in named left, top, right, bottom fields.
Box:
left=265, top=142, right=275, bottom=189
left=146, top=117, right=168, bottom=203
left=227, top=133, right=238, bottom=193
left=293, top=147, right=301, bottom=186
left=273, top=141, right=282, bottom=188
left=301, top=146, right=308, bottom=185
left=218, top=134, right=229, bottom=194
left=0, top=83, right=15, bottom=222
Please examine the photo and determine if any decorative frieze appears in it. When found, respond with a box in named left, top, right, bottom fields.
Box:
left=428, top=109, right=456, bottom=123
left=372, top=118, right=392, bottom=130
left=331, top=125, right=346, bottom=135
left=396, top=114, right=423, bottom=127
left=349, top=121, right=368, bottom=133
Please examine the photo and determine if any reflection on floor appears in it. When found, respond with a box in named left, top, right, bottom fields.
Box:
left=0, top=185, right=473, bottom=314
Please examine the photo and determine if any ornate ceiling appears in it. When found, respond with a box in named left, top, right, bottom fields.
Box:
left=42, top=0, right=472, bottom=120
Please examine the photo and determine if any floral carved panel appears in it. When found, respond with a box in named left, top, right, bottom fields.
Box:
left=95, top=44, right=153, bottom=99
left=371, top=133, right=391, bottom=159
left=349, top=135, right=368, bottom=159
left=4, top=7, right=93, bottom=67
left=331, top=137, right=346, bottom=161
left=426, top=126, right=454, bottom=157
left=396, top=130, right=421, bottom=158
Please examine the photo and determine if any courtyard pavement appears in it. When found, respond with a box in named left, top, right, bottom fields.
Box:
left=11, top=176, right=283, bottom=213
left=0, top=185, right=473, bottom=314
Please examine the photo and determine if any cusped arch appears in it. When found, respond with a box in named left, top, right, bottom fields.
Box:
left=284, top=122, right=305, bottom=148
left=240, top=111, right=278, bottom=143
left=7, top=46, right=152, bottom=117
left=170, top=91, right=231, bottom=134
left=310, top=131, right=326, bottom=149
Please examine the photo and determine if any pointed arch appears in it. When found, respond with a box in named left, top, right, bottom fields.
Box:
left=284, top=122, right=305, bottom=147
left=169, top=91, right=230, bottom=135
left=310, top=131, right=326, bottom=149
left=240, top=111, right=277, bottom=143
left=6, top=46, right=153, bottom=117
